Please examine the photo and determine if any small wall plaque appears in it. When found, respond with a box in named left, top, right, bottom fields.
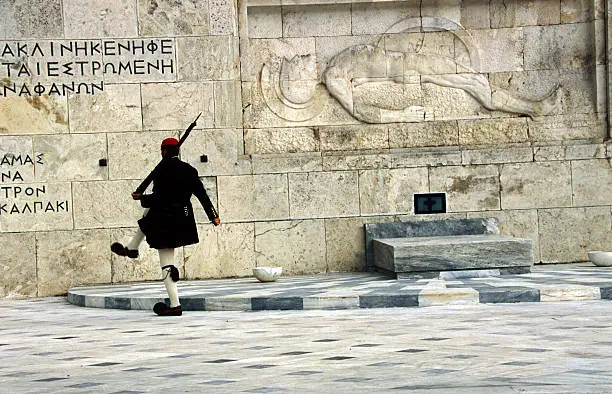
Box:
left=414, top=193, right=446, bottom=214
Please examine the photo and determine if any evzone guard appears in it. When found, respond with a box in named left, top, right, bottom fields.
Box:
left=111, top=114, right=220, bottom=316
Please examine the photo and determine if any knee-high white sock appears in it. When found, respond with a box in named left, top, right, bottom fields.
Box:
left=126, top=228, right=145, bottom=250
left=127, top=209, right=149, bottom=250
left=158, top=248, right=180, bottom=307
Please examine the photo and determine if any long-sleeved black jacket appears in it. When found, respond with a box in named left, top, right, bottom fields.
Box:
left=137, top=156, right=218, bottom=249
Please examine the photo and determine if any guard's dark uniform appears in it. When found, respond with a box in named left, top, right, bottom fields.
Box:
left=137, top=156, right=218, bottom=250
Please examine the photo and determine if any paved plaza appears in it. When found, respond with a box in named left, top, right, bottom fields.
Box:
left=2, top=283, right=612, bottom=392
left=69, top=264, right=612, bottom=311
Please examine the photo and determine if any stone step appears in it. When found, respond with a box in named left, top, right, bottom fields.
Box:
left=373, top=234, right=533, bottom=277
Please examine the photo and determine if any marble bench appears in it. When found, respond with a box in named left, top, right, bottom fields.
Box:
left=372, top=234, right=534, bottom=279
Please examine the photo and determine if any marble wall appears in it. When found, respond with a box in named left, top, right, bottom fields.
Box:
left=1, top=0, right=611, bottom=297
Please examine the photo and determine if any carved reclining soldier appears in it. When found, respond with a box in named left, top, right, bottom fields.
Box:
left=111, top=137, right=220, bottom=316
left=321, top=44, right=562, bottom=123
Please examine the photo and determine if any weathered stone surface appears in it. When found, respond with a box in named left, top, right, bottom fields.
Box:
left=209, top=0, right=237, bottom=35
left=539, top=207, right=612, bottom=263
left=352, top=80, right=426, bottom=123
left=458, top=118, right=529, bottom=146
left=1, top=0, right=63, bottom=39
left=180, top=129, right=252, bottom=176
left=595, top=22, right=606, bottom=65
left=422, top=80, right=490, bottom=121
left=429, top=165, right=500, bottom=212
left=107, top=131, right=174, bottom=180
left=460, top=0, right=491, bottom=29
left=540, top=285, right=601, bottom=301
left=282, top=4, right=351, bottom=37
left=177, top=36, right=239, bottom=81
left=359, top=168, right=429, bottom=215
left=389, top=147, right=464, bottom=168
left=596, top=63, right=606, bottom=111
left=534, top=143, right=607, bottom=161
left=245, top=127, right=319, bottom=154
left=373, top=235, right=533, bottom=274
left=325, top=216, right=386, bottom=273
left=500, top=162, right=572, bottom=209
left=314, top=35, right=377, bottom=76
left=490, top=69, right=597, bottom=117
left=68, top=84, right=142, bottom=133
left=0, top=233, right=36, bottom=297
left=419, top=286, right=480, bottom=307
left=463, top=28, right=525, bottom=73
left=72, top=180, right=143, bottom=229
left=110, top=227, right=179, bottom=283
left=217, top=174, right=289, bottom=221
left=0, top=136, right=35, bottom=182
left=138, top=0, right=210, bottom=36
left=421, top=0, right=462, bottom=25
left=63, top=0, right=138, bottom=38
left=322, top=147, right=462, bottom=171
left=142, top=82, right=214, bottom=130
left=37, top=229, right=111, bottom=296
left=255, top=219, right=326, bottom=275
left=319, top=124, right=388, bottom=151
left=33, top=134, right=107, bottom=182
left=527, top=114, right=606, bottom=142
left=351, top=1, right=420, bottom=35
left=561, top=0, right=594, bottom=23
left=303, top=295, right=360, bottom=310
left=462, top=145, right=533, bottom=165
left=241, top=37, right=316, bottom=82
left=385, top=32, right=456, bottom=71
left=252, top=152, right=322, bottom=174
left=185, top=223, right=255, bottom=279
left=247, top=6, right=282, bottom=38
left=289, top=171, right=359, bottom=218
left=490, top=0, right=560, bottom=28
left=0, top=96, right=68, bottom=135
left=389, top=121, right=459, bottom=148
left=241, top=79, right=356, bottom=128
left=467, top=209, right=541, bottom=263
left=572, top=159, right=612, bottom=206
left=565, top=143, right=608, bottom=159
left=0, top=182, right=73, bottom=232
left=214, top=81, right=242, bottom=128
left=524, top=23, right=594, bottom=71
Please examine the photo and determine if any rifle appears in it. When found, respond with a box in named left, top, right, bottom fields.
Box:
left=133, top=112, right=202, bottom=195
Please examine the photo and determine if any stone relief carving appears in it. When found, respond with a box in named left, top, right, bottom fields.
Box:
left=260, top=16, right=562, bottom=123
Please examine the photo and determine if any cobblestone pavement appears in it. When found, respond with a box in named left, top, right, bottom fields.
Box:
left=1, top=297, right=612, bottom=393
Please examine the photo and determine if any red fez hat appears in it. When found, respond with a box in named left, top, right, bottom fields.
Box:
left=161, top=138, right=179, bottom=147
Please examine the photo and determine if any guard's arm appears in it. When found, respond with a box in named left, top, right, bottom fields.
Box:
left=192, top=172, right=219, bottom=225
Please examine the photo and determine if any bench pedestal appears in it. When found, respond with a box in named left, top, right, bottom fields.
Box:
left=373, top=234, right=533, bottom=279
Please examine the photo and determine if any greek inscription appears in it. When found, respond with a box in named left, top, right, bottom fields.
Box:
left=0, top=39, right=176, bottom=97
left=0, top=153, right=66, bottom=217
left=0, top=185, right=46, bottom=198
left=0, top=200, right=69, bottom=215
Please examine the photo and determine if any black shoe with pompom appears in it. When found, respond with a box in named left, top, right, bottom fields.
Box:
left=153, top=302, right=182, bottom=316
left=111, top=242, right=139, bottom=259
